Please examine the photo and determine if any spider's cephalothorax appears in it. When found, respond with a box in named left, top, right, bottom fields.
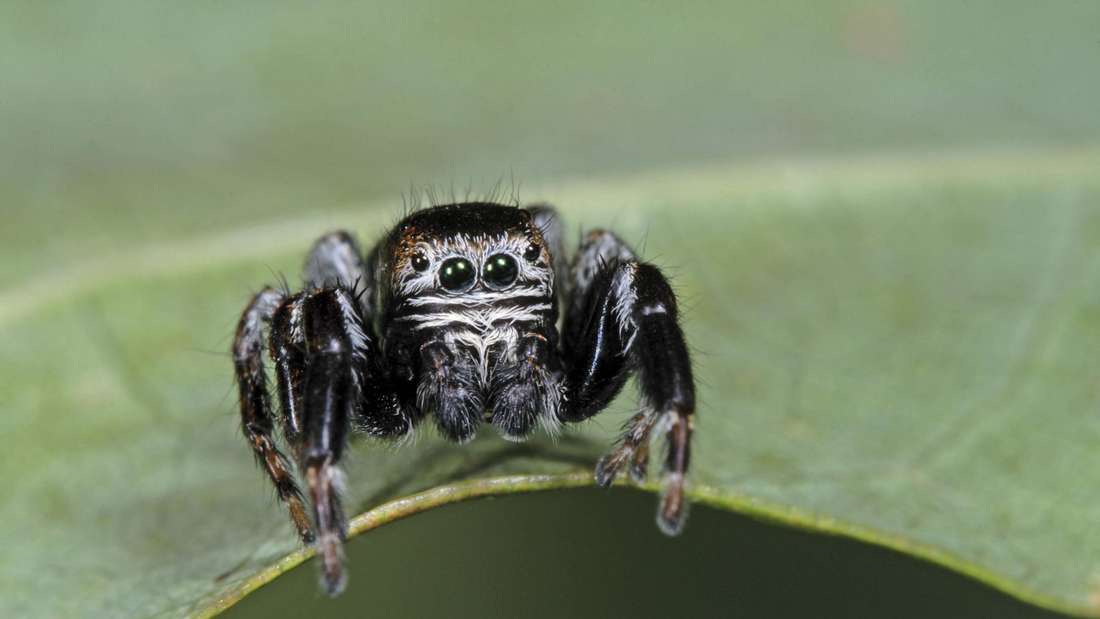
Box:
left=233, top=202, right=696, bottom=594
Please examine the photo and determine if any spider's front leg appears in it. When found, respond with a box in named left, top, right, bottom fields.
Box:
left=295, top=289, right=360, bottom=590
left=560, top=230, right=696, bottom=535
left=236, top=231, right=406, bottom=596
left=288, top=232, right=409, bottom=595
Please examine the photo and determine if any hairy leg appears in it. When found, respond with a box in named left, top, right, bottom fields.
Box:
left=302, top=230, right=409, bottom=437
left=270, top=295, right=306, bottom=450
left=559, top=230, right=637, bottom=419
left=275, top=231, right=407, bottom=595
left=418, top=340, right=483, bottom=443
left=304, top=230, right=374, bottom=314
left=232, top=287, right=314, bottom=543
left=562, top=229, right=639, bottom=352
left=614, top=261, right=695, bottom=534
left=487, top=333, right=564, bottom=440
left=560, top=231, right=696, bottom=535
left=295, top=287, right=368, bottom=595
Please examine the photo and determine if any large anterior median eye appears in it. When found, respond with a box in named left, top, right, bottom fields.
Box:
left=482, top=253, right=518, bottom=289
left=439, top=257, right=476, bottom=291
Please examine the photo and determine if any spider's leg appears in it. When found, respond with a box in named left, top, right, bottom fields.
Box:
left=296, top=287, right=367, bottom=596
left=270, top=294, right=306, bottom=454
left=558, top=230, right=639, bottom=419
left=233, top=287, right=314, bottom=543
left=487, top=332, right=563, bottom=440
left=294, top=231, right=409, bottom=595
left=304, top=230, right=374, bottom=315
left=247, top=230, right=370, bottom=540
left=563, top=229, right=639, bottom=350
left=302, top=230, right=408, bottom=435
left=559, top=230, right=696, bottom=536
left=418, top=340, right=483, bottom=443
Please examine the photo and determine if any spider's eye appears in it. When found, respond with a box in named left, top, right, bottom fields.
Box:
left=523, top=243, right=541, bottom=262
left=439, top=257, right=475, bottom=291
left=411, top=252, right=430, bottom=272
left=483, top=253, right=518, bottom=289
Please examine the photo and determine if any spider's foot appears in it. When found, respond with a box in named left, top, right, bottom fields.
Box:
left=594, top=444, right=633, bottom=487
left=289, top=498, right=317, bottom=545
left=305, top=461, right=348, bottom=597
left=627, top=442, right=650, bottom=485
left=317, top=531, right=348, bottom=597
left=597, top=410, right=660, bottom=487
left=656, top=472, right=688, bottom=537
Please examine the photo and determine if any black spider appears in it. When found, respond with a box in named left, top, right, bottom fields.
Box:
left=233, top=202, right=695, bottom=594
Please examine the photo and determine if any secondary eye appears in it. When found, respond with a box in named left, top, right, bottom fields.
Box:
left=483, top=254, right=518, bottom=289
left=523, top=243, right=541, bottom=262
left=439, top=257, right=475, bottom=291
left=411, top=252, right=430, bottom=272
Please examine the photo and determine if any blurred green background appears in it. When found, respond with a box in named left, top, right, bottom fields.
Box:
left=6, top=1, right=1099, bottom=290
left=3, top=1, right=1099, bottom=617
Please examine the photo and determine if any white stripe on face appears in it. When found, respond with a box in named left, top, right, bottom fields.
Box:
left=395, top=303, right=553, bottom=331
left=403, top=285, right=550, bottom=308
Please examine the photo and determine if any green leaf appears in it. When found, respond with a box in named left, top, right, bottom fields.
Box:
left=4, top=149, right=1100, bottom=618
left=6, top=3, right=1100, bottom=616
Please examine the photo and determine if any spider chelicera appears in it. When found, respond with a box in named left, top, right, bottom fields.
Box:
left=233, top=201, right=696, bottom=594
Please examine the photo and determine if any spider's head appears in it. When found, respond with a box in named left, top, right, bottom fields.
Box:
left=385, top=202, right=553, bottom=299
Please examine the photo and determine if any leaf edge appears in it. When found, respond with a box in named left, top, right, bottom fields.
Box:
left=193, top=472, right=1097, bottom=619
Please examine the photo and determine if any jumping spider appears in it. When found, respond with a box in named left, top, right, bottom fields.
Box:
left=233, top=202, right=696, bottom=594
